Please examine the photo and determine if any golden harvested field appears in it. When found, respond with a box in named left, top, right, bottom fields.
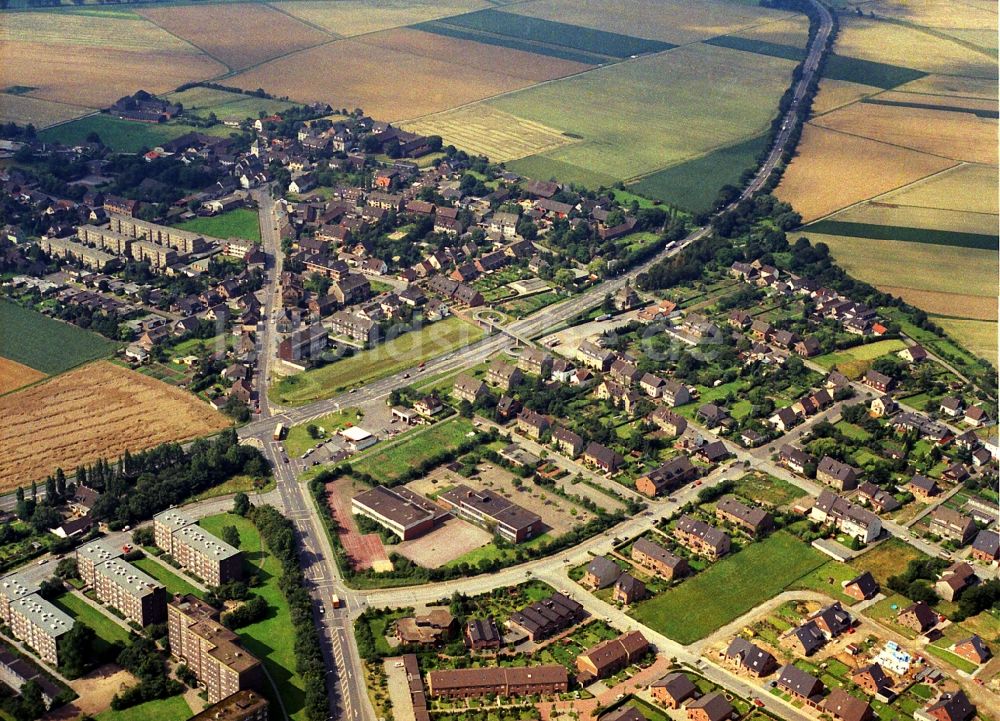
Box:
left=272, top=0, right=491, bottom=37
left=880, top=163, right=998, bottom=215
left=730, top=14, right=811, bottom=47
left=354, top=27, right=591, bottom=84
left=1, top=42, right=225, bottom=109
left=0, top=94, right=91, bottom=128
left=509, top=0, right=797, bottom=44
left=875, top=89, right=998, bottom=112
left=803, top=232, right=998, bottom=306
left=935, top=319, right=998, bottom=367
left=776, top=124, right=957, bottom=221
left=0, top=361, right=230, bottom=488
left=860, top=0, right=995, bottom=30
left=898, top=73, right=998, bottom=100
left=831, top=203, right=997, bottom=236
left=138, top=3, right=333, bottom=71
left=228, top=37, right=541, bottom=121
left=0, top=11, right=198, bottom=53
left=810, top=79, right=878, bottom=115
left=833, top=17, right=997, bottom=77
left=0, top=357, right=45, bottom=396
left=878, top=287, right=997, bottom=322
left=811, top=102, right=998, bottom=165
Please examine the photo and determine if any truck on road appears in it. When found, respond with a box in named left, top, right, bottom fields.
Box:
left=273, top=423, right=286, bottom=441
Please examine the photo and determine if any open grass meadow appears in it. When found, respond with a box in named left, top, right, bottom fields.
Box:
left=38, top=114, right=234, bottom=153
left=96, top=695, right=193, bottom=721
left=0, top=300, right=116, bottom=375
left=175, top=208, right=261, bottom=242
left=813, top=339, right=907, bottom=370
left=271, top=317, right=483, bottom=405
left=350, top=416, right=477, bottom=482
left=850, top=537, right=928, bottom=586
left=52, top=591, right=132, bottom=656
left=629, top=532, right=827, bottom=644
left=199, top=512, right=307, bottom=721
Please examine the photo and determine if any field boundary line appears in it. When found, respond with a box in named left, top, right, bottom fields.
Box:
left=803, top=160, right=969, bottom=225
left=621, top=130, right=773, bottom=185
left=261, top=1, right=344, bottom=38
left=211, top=36, right=347, bottom=81
left=876, top=16, right=997, bottom=59
left=805, top=120, right=972, bottom=164
left=134, top=9, right=235, bottom=72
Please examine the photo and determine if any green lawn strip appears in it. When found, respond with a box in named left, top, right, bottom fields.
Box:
left=823, top=54, right=927, bottom=89
left=835, top=421, right=871, bottom=441
left=629, top=532, right=827, bottom=644
left=271, top=317, right=483, bottom=405
left=198, top=513, right=306, bottom=721
left=924, top=643, right=978, bottom=674
left=351, top=416, right=477, bottom=481
left=788, top=560, right=859, bottom=605
left=131, top=557, right=203, bottom=599
left=285, top=408, right=363, bottom=458
left=38, top=114, right=234, bottom=154
left=703, top=35, right=806, bottom=61
left=191, top=474, right=275, bottom=502
left=51, top=592, right=132, bottom=653
left=804, top=220, right=998, bottom=251
left=734, top=473, right=807, bottom=507
left=95, top=694, right=193, bottom=721
left=506, top=154, right=619, bottom=191
left=443, top=533, right=552, bottom=569
left=0, top=300, right=117, bottom=374
left=629, top=133, right=770, bottom=213
left=174, top=208, right=261, bottom=243
left=862, top=96, right=998, bottom=119
left=813, top=338, right=907, bottom=369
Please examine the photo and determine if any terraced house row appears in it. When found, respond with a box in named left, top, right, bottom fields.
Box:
left=153, top=508, right=243, bottom=586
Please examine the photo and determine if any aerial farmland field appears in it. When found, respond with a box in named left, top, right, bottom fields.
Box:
left=164, top=86, right=295, bottom=123
left=272, top=0, right=491, bottom=37
left=0, top=93, right=91, bottom=128
left=39, top=113, right=235, bottom=152
left=0, top=300, right=117, bottom=375
left=0, top=357, right=45, bottom=396
left=138, top=3, right=335, bottom=71
left=0, top=361, right=230, bottom=488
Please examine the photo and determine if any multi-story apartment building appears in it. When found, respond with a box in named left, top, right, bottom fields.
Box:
left=168, top=595, right=262, bottom=704
left=8, top=595, right=74, bottom=666
left=130, top=239, right=178, bottom=269
left=188, top=690, right=269, bottom=721
left=0, top=571, right=39, bottom=626
left=93, top=558, right=166, bottom=626
left=153, top=509, right=243, bottom=586
left=76, top=538, right=124, bottom=587
left=40, top=237, right=115, bottom=269
left=108, top=214, right=211, bottom=255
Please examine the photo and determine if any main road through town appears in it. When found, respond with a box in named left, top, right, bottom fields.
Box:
left=250, top=3, right=836, bottom=719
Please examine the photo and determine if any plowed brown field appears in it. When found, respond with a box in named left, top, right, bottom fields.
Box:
left=0, top=361, right=229, bottom=488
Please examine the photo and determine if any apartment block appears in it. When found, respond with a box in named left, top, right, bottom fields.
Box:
left=153, top=509, right=242, bottom=586
left=168, top=595, right=262, bottom=704
left=93, top=558, right=166, bottom=626
left=76, top=538, right=124, bottom=587
left=8, top=596, right=73, bottom=666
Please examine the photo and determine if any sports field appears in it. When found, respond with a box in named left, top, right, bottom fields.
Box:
left=629, top=532, right=827, bottom=644
left=0, top=361, right=230, bottom=488
left=0, top=300, right=116, bottom=375
left=271, top=317, right=483, bottom=405
left=350, top=416, right=477, bottom=482
left=176, top=208, right=261, bottom=243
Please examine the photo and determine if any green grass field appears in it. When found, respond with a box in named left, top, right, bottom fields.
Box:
left=823, top=54, right=927, bottom=89
left=271, top=317, right=483, bottom=406
left=191, top=474, right=274, bottom=502
left=629, top=532, right=827, bottom=644
left=96, top=695, right=193, bottom=721
left=285, top=408, right=362, bottom=458
left=492, top=43, right=796, bottom=185
left=444, top=532, right=551, bottom=569
left=131, top=557, right=203, bottom=599
left=38, top=114, right=234, bottom=153
left=51, top=592, right=132, bottom=655
left=175, top=208, right=261, bottom=243
left=813, top=339, right=907, bottom=370
left=630, top=133, right=769, bottom=212
left=0, top=300, right=117, bottom=375
left=199, top=513, right=306, bottom=721
left=805, top=220, right=998, bottom=251
left=850, top=537, right=928, bottom=585
left=165, top=86, right=294, bottom=123
left=734, top=472, right=807, bottom=507
left=351, top=417, right=477, bottom=482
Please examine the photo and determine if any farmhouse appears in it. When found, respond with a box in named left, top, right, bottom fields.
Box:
left=351, top=485, right=441, bottom=540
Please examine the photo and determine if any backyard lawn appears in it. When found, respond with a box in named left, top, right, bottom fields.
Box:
left=175, top=208, right=261, bottom=242
left=271, top=317, right=483, bottom=405
left=96, top=694, right=193, bottom=721
left=733, top=472, right=807, bottom=507
left=51, top=591, right=132, bottom=655
left=199, top=513, right=306, bottom=721
left=132, top=556, right=203, bottom=599
left=850, top=538, right=928, bottom=585
left=629, top=532, right=826, bottom=644
left=813, top=339, right=907, bottom=370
